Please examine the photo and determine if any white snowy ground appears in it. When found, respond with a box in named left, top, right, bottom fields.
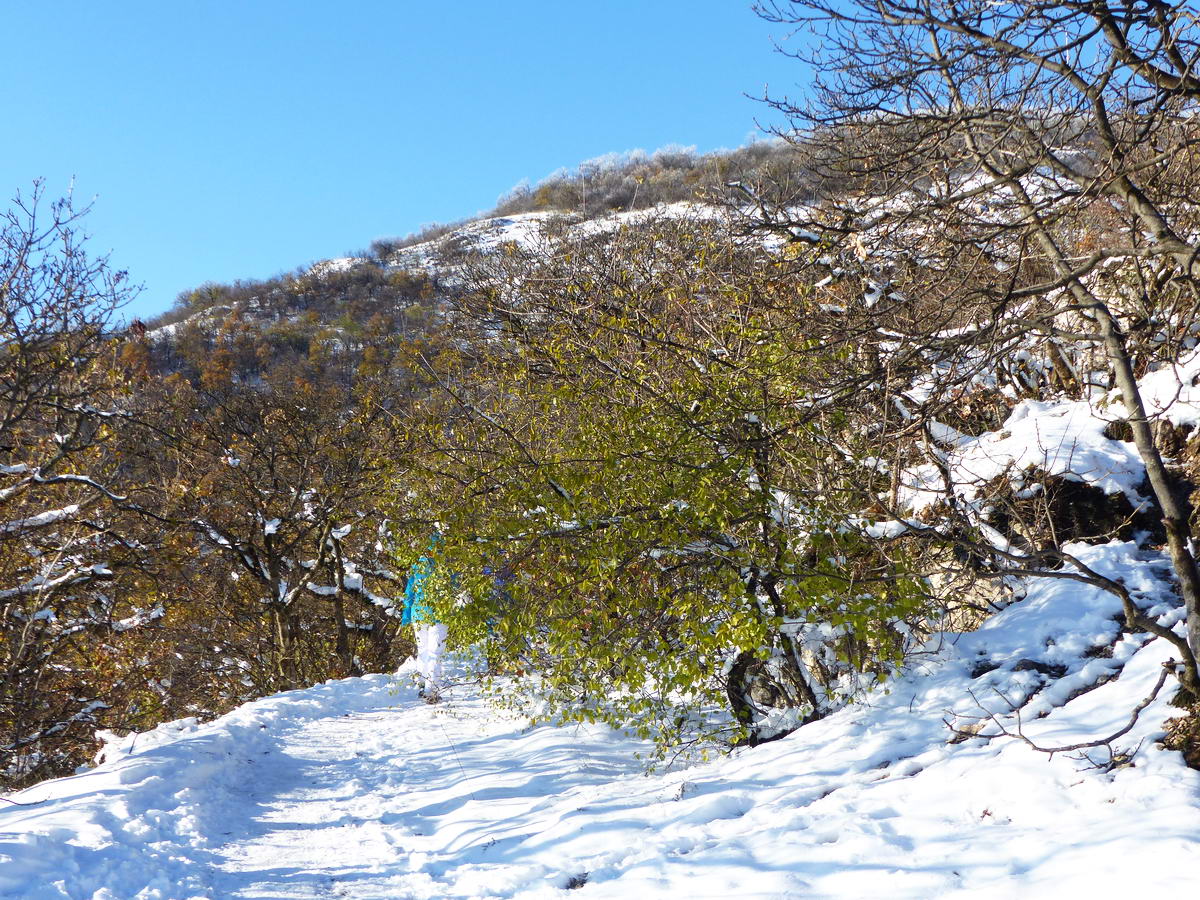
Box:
left=3, top=540, right=1199, bottom=899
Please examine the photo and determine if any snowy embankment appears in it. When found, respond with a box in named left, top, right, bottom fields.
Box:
left=3, top=536, right=1199, bottom=899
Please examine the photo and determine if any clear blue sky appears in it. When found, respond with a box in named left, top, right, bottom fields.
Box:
left=4, top=2, right=805, bottom=320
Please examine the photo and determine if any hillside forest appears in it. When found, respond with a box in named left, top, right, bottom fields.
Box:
left=5, top=0, right=1200, bottom=790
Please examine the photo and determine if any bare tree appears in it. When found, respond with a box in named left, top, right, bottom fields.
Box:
left=753, top=0, right=1200, bottom=693
left=0, top=183, right=154, bottom=786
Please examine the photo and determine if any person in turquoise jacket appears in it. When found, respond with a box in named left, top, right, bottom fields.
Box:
left=403, top=541, right=447, bottom=701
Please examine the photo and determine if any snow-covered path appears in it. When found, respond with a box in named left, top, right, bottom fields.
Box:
left=4, top=542, right=1200, bottom=899
left=208, top=707, right=432, bottom=898
left=0, top=669, right=669, bottom=900
left=204, top=688, right=648, bottom=899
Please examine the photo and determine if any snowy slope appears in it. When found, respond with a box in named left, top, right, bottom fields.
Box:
left=147, top=203, right=736, bottom=344
left=379, top=205, right=726, bottom=274
left=3, top=538, right=1198, bottom=899
left=902, top=398, right=1148, bottom=511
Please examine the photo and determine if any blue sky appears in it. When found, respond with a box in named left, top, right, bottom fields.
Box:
left=5, top=2, right=805, bottom=319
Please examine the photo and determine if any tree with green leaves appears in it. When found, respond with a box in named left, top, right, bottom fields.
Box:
left=400, top=214, right=935, bottom=752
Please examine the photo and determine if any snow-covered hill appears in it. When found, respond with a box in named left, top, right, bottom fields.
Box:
left=146, top=203, right=732, bottom=343
left=3, top=531, right=1197, bottom=899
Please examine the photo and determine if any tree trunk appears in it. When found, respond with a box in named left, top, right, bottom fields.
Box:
left=332, top=593, right=360, bottom=677
left=273, top=606, right=302, bottom=689
left=725, top=649, right=759, bottom=737
left=1090, top=300, right=1200, bottom=694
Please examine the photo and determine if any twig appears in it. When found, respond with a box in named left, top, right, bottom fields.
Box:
left=946, top=661, right=1176, bottom=762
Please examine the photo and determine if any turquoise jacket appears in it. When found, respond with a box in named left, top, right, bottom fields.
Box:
left=402, top=554, right=438, bottom=625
